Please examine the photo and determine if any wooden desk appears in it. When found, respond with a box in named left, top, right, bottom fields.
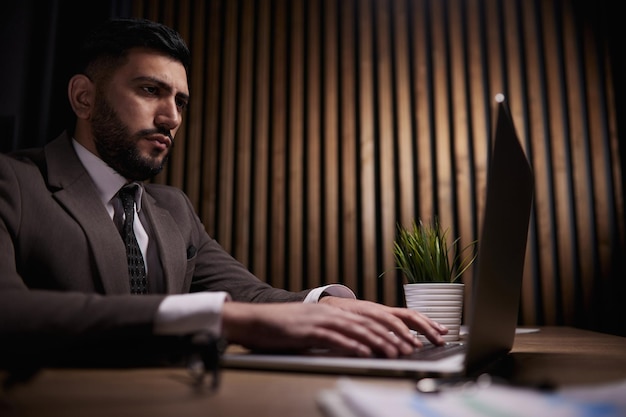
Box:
left=2, top=327, right=625, bottom=417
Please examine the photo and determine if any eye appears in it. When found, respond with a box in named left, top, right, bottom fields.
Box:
left=175, top=97, right=188, bottom=111
left=142, top=85, right=159, bottom=95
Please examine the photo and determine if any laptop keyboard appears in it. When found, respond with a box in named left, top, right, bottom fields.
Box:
left=403, top=342, right=466, bottom=361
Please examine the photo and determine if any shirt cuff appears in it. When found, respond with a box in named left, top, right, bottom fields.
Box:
left=303, top=284, right=356, bottom=303
left=153, top=292, right=231, bottom=336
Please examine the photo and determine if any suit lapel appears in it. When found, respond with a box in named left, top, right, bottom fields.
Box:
left=141, top=193, right=187, bottom=294
left=45, top=134, right=130, bottom=294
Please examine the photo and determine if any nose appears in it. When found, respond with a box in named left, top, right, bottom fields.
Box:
left=155, top=97, right=181, bottom=131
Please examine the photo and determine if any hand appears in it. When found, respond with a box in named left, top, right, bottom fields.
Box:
left=318, top=296, right=448, bottom=348
left=221, top=301, right=434, bottom=358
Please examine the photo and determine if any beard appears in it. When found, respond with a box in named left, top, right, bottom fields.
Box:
left=90, top=94, right=172, bottom=181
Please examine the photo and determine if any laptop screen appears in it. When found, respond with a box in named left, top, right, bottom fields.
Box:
left=463, top=94, right=534, bottom=374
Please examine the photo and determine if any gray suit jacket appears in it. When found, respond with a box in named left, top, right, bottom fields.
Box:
left=0, top=132, right=308, bottom=366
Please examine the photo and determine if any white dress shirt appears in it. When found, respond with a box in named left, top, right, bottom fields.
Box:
left=72, top=139, right=355, bottom=337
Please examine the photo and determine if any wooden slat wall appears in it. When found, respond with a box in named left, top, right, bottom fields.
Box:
left=133, top=0, right=625, bottom=334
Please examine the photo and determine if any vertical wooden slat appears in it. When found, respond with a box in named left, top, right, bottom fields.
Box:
left=305, top=0, right=323, bottom=289
left=323, top=0, right=341, bottom=287
left=553, top=4, right=575, bottom=324
left=215, top=0, right=239, bottom=253
left=593, top=41, right=623, bottom=276
left=430, top=0, right=454, bottom=234
left=390, top=0, right=415, bottom=305
left=201, top=0, right=224, bottom=239
left=600, top=28, right=626, bottom=330
left=269, top=0, right=288, bottom=288
left=539, top=2, right=572, bottom=324
left=604, top=64, right=626, bottom=254
left=232, top=0, right=255, bottom=265
left=464, top=0, right=489, bottom=309
left=184, top=0, right=203, bottom=214
left=249, top=0, right=271, bottom=281
left=520, top=0, right=553, bottom=326
left=288, top=0, right=305, bottom=290
left=373, top=0, right=397, bottom=306
left=357, top=0, right=378, bottom=301
left=466, top=0, right=490, bottom=239
left=391, top=0, right=415, bottom=240
left=484, top=0, right=504, bottom=100
left=412, top=0, right=436, bottom=227
left=448, top=0, right=475, bottom=291
left=561, top=0, right=594, bottom=324
left=339, top=0, right=359, bottom=295
left=582, top=7, right=622, bottom=326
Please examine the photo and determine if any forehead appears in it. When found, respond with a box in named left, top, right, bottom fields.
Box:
left=114, top=48, right=189, bottom=95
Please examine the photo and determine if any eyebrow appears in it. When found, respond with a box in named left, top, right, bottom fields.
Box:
left=132, top=75, right=190, bottom=102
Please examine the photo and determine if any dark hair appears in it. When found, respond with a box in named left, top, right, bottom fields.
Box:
left=77, top=18, right=190, bottom=79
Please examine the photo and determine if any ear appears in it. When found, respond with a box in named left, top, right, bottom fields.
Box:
left=67, top=74, right=95, bottom=120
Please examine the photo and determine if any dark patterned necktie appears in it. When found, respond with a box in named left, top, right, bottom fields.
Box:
left=118, top=184, right=148, bottom=294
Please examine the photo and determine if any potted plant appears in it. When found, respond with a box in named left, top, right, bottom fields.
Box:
left=389, top=217, right=477, bottom=342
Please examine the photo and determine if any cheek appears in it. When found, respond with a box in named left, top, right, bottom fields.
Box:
left=117, top=100, right=154, bottom=130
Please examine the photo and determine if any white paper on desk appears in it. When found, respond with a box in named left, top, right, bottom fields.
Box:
left=317, top=377, right=626, bottom=417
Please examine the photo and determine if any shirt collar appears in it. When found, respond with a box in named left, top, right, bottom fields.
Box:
left=72, top=139, right=143, bottom=212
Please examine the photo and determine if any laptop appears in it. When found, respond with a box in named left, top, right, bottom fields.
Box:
left=221, top=94, right=534, bottom=378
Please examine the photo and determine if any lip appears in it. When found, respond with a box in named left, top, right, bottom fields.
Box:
left=145, top=134, right=172, bottom=149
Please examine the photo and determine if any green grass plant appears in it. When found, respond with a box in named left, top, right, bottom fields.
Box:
left=391, top=218, right=477, bottom=283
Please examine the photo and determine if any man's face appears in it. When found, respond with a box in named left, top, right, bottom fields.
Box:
left=90, top=48, right=189, bottom=181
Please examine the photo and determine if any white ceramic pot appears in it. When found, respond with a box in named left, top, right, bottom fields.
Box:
left=403, top=282, right=464, bottom=342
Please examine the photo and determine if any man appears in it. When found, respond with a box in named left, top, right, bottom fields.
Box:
left=0, top=18, right=446, bottom=369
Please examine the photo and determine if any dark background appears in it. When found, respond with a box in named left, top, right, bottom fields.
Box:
left=0, top=0, right=132, bottom=152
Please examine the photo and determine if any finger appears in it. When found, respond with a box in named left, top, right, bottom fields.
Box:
left=350, top=309, right=424, bottom=353
left=394, top=309, right=448, bottom=346
left=357, top=304, right=448, bottom=348
left=323, top=311, right=411, bottom=358
left=305, top=326, right=375, bottom=357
